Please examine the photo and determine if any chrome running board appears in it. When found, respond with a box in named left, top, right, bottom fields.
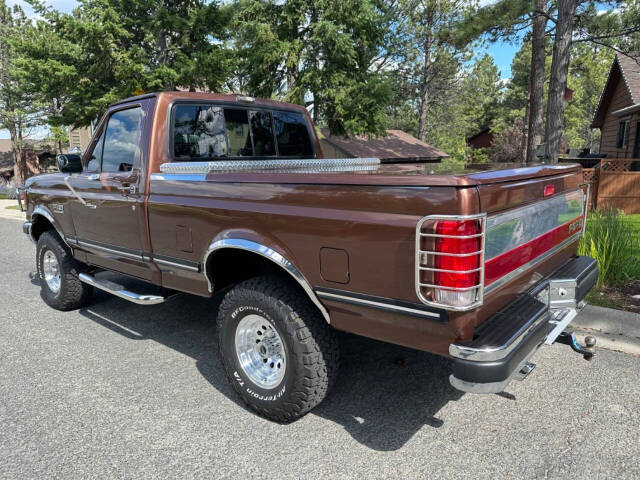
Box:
left=79, top=273, right=166, bottom=305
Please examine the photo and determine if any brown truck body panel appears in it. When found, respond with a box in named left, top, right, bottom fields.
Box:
left=24, top=92, right=586, bottom=356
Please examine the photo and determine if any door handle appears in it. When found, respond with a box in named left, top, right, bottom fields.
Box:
left=86, top=174, right=100, bottom=181
left=120, top=184, right=137, bottom=195
left=85, top=203, right=97, bottom=209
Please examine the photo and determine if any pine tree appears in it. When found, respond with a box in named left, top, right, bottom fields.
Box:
left=230, top=0, right=394, bottom=135
left=15, top=0, right=232, bottom=127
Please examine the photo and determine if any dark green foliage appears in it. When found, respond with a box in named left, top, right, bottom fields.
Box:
left=447, top=0, right=531, bottom=48
left=16, top=0, right=232, bottom=127
left=231, top=0, right=394, bottom=135
left=578, top=209, right=640, bottom=287
left=5, top=0, right=639, bottom=151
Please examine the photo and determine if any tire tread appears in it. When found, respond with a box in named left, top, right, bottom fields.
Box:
left=217, top=275, right=339, bottom=422
left=37, top=230, right=93, bottom=311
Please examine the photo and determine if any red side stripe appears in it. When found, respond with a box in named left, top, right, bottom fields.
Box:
left=484, top=216, right=583, bottom=286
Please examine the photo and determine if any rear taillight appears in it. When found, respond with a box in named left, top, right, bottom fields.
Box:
left=434, top=220, right=482, bottom=306
left=416, top=214, right=486, bottom=310
left=544, top=184, right=555, bottom=197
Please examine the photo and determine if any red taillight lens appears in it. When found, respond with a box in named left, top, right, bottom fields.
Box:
left=416, top=215, right=484, bottom=310
left=544, top=184, right=555, bottom=197
left=434, top=220, right=481, bottom=289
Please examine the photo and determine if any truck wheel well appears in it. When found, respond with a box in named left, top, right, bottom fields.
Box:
left=206, top=249, right=288, bottom=292
left=205, top=243, right=331, bottom=324
left=31, top=215, right=55, bottom=241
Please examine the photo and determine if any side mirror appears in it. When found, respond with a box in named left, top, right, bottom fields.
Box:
left=56, top=154, right=83, bottom=173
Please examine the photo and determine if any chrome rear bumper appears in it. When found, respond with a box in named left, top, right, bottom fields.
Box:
left=449, top=256, right=598, bottom=394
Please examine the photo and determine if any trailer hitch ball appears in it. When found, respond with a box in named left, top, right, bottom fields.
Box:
left=583, top=335, right=596, bottom=361
left=555, top=331, right=596, bottom=361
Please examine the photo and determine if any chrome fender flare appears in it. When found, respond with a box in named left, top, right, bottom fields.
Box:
left=203, top=238, right=331, bottom=323
left=31, top=205, right=70, bottom=247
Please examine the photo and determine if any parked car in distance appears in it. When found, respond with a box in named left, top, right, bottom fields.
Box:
left=19, top=92, right=598, bottom=422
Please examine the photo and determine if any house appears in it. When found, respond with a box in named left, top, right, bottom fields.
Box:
left=0, top=139, right=15, bottom=179
left=68, top=126, right=93, bottom=151
left=466, top=128, right=495, bottom=150
left=320, top=129, right=448, bottom=162
left=591, top=53, right=640, bottom=158
left=0, top=138, right=58, bottom=181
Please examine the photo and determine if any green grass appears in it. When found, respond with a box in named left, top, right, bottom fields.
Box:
left=578, top=210, right=640, bottom=287
left=584, top=290, right=621, bottom=310
left=4, top=205, right=20, bottom=211
left=0, top=193, right=8, bottom=199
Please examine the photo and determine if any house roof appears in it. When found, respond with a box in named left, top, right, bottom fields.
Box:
left=466, top=128, right=493, bottom=143
left=618, top=53, right=640, bottom=104
left=320, top=129, right=449, bottom=161
left=592, top=53, right=640, bottom=128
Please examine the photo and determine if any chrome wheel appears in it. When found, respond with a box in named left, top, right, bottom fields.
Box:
left=235, top=314, right=286, bottom=389
left=42, top=250, right=61, bottom=294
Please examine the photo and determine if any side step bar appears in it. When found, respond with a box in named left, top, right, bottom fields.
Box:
left=79, top=273, right=167, bottom=305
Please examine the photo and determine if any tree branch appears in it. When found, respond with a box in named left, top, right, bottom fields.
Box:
left=533, top=9, right=557, bottom=25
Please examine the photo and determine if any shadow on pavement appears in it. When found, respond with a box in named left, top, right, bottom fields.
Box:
left=64, top=273, right=464, bottom=451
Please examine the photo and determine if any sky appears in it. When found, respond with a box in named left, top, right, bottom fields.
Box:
left=1, top=0, right=521, bottom=140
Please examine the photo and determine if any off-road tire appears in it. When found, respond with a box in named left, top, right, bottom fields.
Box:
left=36, top=230, right=93, bottom=311
left=217, top=275, right=339, bottom=422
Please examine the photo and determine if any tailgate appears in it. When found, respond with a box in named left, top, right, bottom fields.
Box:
left=477, top=169, right=587, bottom=292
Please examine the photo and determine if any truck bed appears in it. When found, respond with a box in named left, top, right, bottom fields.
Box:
left=179, top=162, right=582, bottom=187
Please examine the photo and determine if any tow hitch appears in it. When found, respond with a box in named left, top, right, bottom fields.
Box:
left=555, top=331, right=596, bottom=361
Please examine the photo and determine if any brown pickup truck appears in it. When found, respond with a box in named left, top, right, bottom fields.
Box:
left=19, top=92, right=598, bottom=422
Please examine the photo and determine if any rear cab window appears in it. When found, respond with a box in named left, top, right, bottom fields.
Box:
left=169, top=103, right=314, bottom=161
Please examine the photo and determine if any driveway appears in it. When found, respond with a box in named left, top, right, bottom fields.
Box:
left=1, top=218, right=638, bottom=479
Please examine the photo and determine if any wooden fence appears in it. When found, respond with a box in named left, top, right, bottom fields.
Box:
left=582, top=159, right=640, bottom=214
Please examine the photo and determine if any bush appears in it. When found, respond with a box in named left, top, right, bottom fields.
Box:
left=0, top=178, right=16, bottom=199
left=489, top=118, right=525, bottom=163
left=578, top=208, right=640, bottom=287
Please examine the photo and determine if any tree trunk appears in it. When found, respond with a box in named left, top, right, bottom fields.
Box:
left=9, top=127, right=26, bottom=186
left=544, top=0, right=576, bottom=163
left=526, top=0, right=547, bottom=164
left=417, top=12, right=434, bottom=143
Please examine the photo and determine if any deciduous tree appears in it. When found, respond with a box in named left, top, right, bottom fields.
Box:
left=0, top=1, right=46, bottom=185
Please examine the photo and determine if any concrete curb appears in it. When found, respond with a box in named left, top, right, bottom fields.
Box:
left=573, top=305, right=640, bottom=356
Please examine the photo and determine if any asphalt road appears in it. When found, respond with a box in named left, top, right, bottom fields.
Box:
left=1, top=218, right=639, bottom=480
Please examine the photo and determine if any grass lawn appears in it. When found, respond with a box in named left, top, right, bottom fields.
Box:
left=4, top=205, right=20, bottom=211
left=0, top=193, right=8, bottom=199
left=583, top=213, right=640, bottom=313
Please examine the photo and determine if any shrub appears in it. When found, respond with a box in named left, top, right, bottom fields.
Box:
left=0, top=178, right=17, bottom=199
left=578, top=208, right=639, bottom=287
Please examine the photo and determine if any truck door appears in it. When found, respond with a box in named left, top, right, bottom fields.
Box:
left=67, top=99, right=154, bottom=281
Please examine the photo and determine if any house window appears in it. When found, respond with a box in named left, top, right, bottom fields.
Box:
left=617, top=118, right=631, bottom=148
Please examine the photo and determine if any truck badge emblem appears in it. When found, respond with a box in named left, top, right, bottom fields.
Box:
left=569, top=219, right=583, bottom=233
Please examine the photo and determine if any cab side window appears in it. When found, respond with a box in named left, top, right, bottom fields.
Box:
left=101, top=107, right=143, bottom=172
left=85, top=130, right=104, bottom=173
